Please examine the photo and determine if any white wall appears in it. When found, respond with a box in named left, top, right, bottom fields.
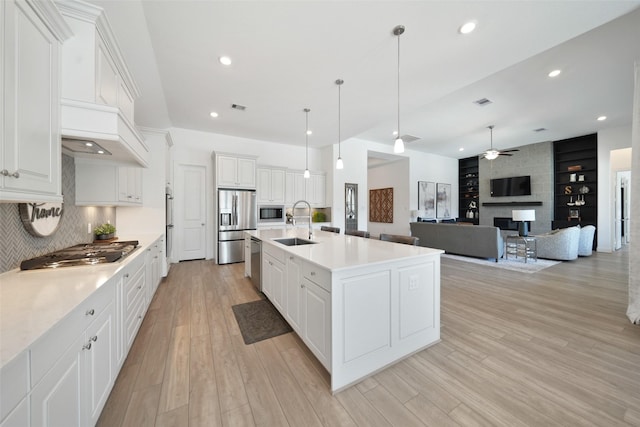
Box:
left=597, top=125, right=633, bottom=252
left=368, top=159, right=410, bottom=237
left=328, top=137, right=458, bottom=236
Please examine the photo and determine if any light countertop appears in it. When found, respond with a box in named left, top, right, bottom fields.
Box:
left=247, top=227, right=443, bottom=272
left=0, top=233, right=162, bottom=368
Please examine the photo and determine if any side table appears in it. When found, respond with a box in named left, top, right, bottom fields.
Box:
left=505, top=235, right=537, bottom=263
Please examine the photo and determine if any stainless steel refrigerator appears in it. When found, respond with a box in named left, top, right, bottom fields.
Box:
left=218, top=189, right=257, bottom=264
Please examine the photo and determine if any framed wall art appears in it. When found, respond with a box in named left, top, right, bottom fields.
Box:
left=369, top=187, right=393, bottom=223
left=436, top=183, right=452, bottom=219
left=417, top=181, right=436, bottom=219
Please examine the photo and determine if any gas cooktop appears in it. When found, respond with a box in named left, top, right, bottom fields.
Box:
left=20, top=241, right=139, bottom=270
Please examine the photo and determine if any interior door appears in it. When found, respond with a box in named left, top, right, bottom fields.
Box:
left=177, top=164, right=206, bottom=260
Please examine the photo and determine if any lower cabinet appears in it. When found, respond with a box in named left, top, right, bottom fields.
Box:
left=262, top=252, right=285, bottom=312
left=0, top=237, right=162, bottom=427
left=302, top=277, right=331, bottom=368
left=31, top=299, right=115, bottom=427
left=285, top=255, right=303, bottom=333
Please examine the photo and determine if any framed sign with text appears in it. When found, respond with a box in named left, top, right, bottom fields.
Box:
left=19, top=202, right=64, bottom=237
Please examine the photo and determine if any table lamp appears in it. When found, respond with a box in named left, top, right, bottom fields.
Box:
left=512, top=209, right=535, bottom=237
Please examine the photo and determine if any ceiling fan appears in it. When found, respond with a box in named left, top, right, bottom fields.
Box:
left=481, top=125, right=519, bottom=160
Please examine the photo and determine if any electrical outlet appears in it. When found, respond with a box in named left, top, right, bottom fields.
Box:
left=88, top=223, right=92, bottom=234
left=409, top=275, right=419, bottom=290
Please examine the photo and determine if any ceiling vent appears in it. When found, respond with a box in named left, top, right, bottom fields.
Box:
left=533, top=127, right=547, bottom=132
left=473, top=98, right=492, bottom=106
left=231, top=104, right=246, bottom=111
left=400, top=134, right=420, bottom=143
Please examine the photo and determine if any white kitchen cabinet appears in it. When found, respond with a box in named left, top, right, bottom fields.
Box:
left=262, top=245, right=286, bottom=312
left=285, top=255, right=303, bottom=333
left=257, top=167, right=285, bottom=204
left=305, top=173, right=326, bottom=207
left=0, top=398, right=27, bottom=427
left=285, top=171, right=325, bottom=206
left=31, top=297, right=116, bottom=427
left=302, top=277, right=331, bottom=368
left=145, top=237, right=163, bottom=304
left=0, top=351, right=28, bottom=425
left=216, top=155, right=256, bottom=189
left=75, top=159, right=143, bottom=206
left=121, top=254, right=146, bottom=353
left=118, top=167, right=143, bottom=204
left=0, top=0, right=70, bottom=203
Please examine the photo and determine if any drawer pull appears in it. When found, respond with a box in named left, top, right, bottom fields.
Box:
left=83, top=342, right=92, bottom=351
left=91, top=335, right=98, bottom=342
left=137, top=285, right=142, bottom=289
left=310, top=271, right=316, bottom=276
left=86, top=309, right=95, bottom=316
left=124, top=273, right=130, bottom=278
left=138, top=315, right=143, bottom=319
left=301, top=283, right=305, bottom=289
left=147, top=248, right=151, bottom=251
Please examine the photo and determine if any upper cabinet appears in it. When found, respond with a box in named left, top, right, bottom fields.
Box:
left=285, top=171, right=326, bottom=207
left=55, top=0, right=149, bottom=167
left=75, top=159, right=143, bottom=206
left=215, top=154, right=256, bottom=189
left=257, top=167, right=286, bottom=204
left=0, top=0, right=72, bottom=203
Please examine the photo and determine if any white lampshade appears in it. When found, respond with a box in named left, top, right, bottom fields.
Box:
left=512, top=209, right=535, bottom=222
left=393, top=137, right=404, bottom=153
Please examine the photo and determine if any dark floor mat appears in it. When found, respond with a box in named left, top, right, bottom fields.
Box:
left=231, top=299, right=293, bottom=345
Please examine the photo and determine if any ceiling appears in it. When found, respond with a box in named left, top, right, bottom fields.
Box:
left=90, top=1, right=640, bottom=159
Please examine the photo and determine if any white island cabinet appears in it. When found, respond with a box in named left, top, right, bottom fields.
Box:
left=248, top=228, right=442, bottom=392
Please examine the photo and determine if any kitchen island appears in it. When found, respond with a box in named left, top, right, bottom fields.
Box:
left=247, top=228, right=443, bottom=393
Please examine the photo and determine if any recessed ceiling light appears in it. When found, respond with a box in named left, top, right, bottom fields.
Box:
left=459, top=148, right=465, bottom=152
left=85, top=142, right=93, bottom=147
left=210, top=112, right=219, bottom=118
left=97, top=150, right=104, bottom=154
left=597, top=115, right=607, bottom=121
left=392, top=130, right=398, bottom=136
left=219, top=56, right=232, bottom=66
left=459, top=21, right=477, bottom=34
left=548, top=69, right=561, bottom=78
left=306, top=130, right=313, bottom=135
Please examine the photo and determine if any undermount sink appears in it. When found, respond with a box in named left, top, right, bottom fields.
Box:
left=273, top=237, right=317, bottom=246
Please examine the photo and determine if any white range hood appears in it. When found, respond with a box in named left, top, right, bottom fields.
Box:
left=56, top=0, right=149, bottom=167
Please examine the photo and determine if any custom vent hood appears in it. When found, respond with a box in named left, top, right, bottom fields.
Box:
left=56, top=0, right=149, bottom=167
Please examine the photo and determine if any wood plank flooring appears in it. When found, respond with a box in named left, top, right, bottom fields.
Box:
left=98, top=248, right=640, bottom=427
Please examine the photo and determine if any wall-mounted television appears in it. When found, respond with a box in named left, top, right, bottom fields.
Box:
left=490, top=175, right=531, bottom=197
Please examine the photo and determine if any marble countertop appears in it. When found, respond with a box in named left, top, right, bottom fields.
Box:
left=247, top=227, right=443, bottom=272
left=0, top=233, right=162, bottom=368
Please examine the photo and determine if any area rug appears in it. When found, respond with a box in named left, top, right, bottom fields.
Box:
left=232, top=299, right=292, bottom=345
left=441, top=253, right=560, bottom=274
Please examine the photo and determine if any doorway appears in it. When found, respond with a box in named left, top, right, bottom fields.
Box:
left=615, top=170, right=631, bottom=250
left=176, top=164, right=206, bottom=260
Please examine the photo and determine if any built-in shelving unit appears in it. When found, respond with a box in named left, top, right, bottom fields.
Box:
left=552, top=134, right=597, bottom=239
left=459, top=156, right=479, bottom=224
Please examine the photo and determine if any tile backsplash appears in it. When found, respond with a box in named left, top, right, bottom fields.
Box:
left=0, top=155, right=116, bottom=273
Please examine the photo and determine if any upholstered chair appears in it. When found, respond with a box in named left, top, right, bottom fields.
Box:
left=380, top=233, right=419, bottom=246
left=536, top=226, right=580, bottom=261
left=320, top=226, right=340, bottom=233
left=578, top=225, right=596, bottom=256
left=345, top=230, right=370, bottom=238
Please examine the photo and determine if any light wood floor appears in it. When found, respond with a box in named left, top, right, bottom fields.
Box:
left=98, top=248, right=640, bottom=427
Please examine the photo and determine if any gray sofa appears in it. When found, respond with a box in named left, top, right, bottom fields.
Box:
left=410, top=222, right=504, bottom=261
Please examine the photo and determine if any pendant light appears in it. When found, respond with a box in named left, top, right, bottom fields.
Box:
left=304, top=108, right=311, bottom=178
left=393, top=25, right=405, bottom=154
left=335, top=79, right=344, bottom=170
left=485, top=126, right=499, bottom=160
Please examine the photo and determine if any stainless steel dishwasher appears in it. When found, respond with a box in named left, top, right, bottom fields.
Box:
left=250, top=237, right=261, bottom=291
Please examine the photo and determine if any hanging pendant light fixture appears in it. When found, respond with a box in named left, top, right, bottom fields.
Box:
left=335, top=79, right=344, bottom=170
left=304, top=108, right=311, bottom=178
left=393, top=25, right=405, bottom=154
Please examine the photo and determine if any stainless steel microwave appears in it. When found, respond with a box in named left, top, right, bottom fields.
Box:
left=258, top=205, right=284, bottom=223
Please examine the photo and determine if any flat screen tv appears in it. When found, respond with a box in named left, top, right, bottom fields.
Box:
left=490, top=175, right=531, bottom=197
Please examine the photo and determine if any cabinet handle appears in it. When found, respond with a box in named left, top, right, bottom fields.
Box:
left=310, top=271, right=316, bottom=276
left=138, top=315, right=143, bottom=319
left=301, top=284, right=305, bottom=288
left=91, top=335, right=98, bottom=342
left=137, top=285, right=142, bottom=289
left=147, top=248, right=151, bottom=252
left=289, top=256, right=294, bottom=260
left=127, top=195, right=133, bottom=198
left=85, top=309, right=95, bottom=316
left=83, top=342, right=92, bottom=351
left=0, top=170, right=19, bottom=178
left=154, top=256, right=158, bottom=259
left=124, top=273, right=130, bottom=278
